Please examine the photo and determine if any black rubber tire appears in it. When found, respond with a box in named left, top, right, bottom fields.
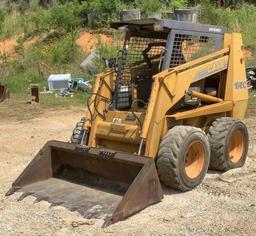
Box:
left=207, top=117, right=249, bottom=171
left=157, top=126, right=210, bottom=191
left=70, top=117, right=85, bottom=144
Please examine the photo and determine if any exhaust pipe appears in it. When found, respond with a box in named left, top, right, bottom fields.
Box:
left=6, top=140, right=163, bottom=227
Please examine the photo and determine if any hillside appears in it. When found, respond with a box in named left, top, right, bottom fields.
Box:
left=0, top=0, right=256, bottom=107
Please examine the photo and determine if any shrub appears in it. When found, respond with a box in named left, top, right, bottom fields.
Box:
left=89, top=0, right=122, bottom=15
left=200, top=2, right=256, bottom=65
left=92, top=31, right=123, bottom=72
left=49, top=1, right=88, bottom=32
left=162, top=0, right=189, bottom=10
left=27, top=34, right=81, bottom=66
left=27, top=1, right=88, bottom=34
left=93, top=42, right=121, bottom=72
left=0, top=9, right=5, bottom=32
left=85, top=0, right=122, bottom=27
left=135, top=0, right=162, bottom=16
left=28, top=9, right=52, bottom=33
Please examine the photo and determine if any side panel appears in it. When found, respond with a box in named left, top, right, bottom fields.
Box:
left=224, top=33, right=248, bottom=119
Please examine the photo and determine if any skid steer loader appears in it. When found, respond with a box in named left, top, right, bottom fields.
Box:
left=7, top=19, right=249, bottom=227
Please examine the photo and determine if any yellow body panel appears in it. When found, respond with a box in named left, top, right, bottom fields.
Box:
left=223, top=33, right=248, bottom=119
left=96, top=121, right=140, bottom=144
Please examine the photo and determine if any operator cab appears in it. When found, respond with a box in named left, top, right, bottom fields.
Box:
left=110, top=19, right=226, bottom=111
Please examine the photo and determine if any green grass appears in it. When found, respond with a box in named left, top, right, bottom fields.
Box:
left=0, top=29, right=91, bottom=108
left=2, top=1, right=256, bottom=110
left=39, top=91, right=87, bottom=108
left=246, top=90, right=256, bottom=117
left=248, top=90, right=256, bottom=106
left=0, top=10, right=23, bottom=39
left=0, top=24, right=123, bottom=109
left=0, top=53, right=89, bottom=109
left=1, top=67, right=88, bottom=108
left=1, top=67, right=89, bottom=108
left=200, top=3, right=256, bottom=66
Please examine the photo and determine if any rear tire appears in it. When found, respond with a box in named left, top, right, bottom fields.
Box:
left=70, top=117, right=85, bottom=144
left=207, top=117, right=249, bottom=171
left=157, top=126, right=210, bottom=191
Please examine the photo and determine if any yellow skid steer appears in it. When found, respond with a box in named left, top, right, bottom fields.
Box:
left=7, top=19, right=249, bottom=227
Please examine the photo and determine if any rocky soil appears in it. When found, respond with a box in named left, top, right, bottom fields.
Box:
left=0, top=103, right=255, bottom=236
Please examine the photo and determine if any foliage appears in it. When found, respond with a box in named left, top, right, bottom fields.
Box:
left=49, top=1, right=88, bottom=32
left=89, top=0, right=122, bottom=14
left=18, top=0, right=29, bottom=15
left=28, top=9, right=51, bottom=33
left=0, top=38, right=86, bottom=108
left=0, top=0, right=192, bottom=36
left=0, top=10, right=22, bottom=38
left=0, top=60, right=87, bottom=107
left=168, top=0, right=189, bottom=9
left=2, top=0, right=256, bottom=107
left=92, top=30, right=124, bottom=73
left=200, top=1, right=256, bottom=65
left=135, top=0, right=162, bottom=15
left=0, top=1, right=89, bottom=37
left=0, top=8, right=5, bottom=32
left=93, top=42, right=121, bottom=72
left=201, top=0, right=255, bottom=8
left=86, top=0, right=122, bottom=27
left=26, top=35, right=81, bottom=66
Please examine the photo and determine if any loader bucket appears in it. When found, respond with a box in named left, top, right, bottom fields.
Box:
left=6, top=140, right=163, bottom=227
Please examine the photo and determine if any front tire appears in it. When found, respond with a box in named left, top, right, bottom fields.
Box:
left=70, top=117, right=85, bottom=144
left=207, top=117, right=249, bottom=171
left=157, top=126, right=210, bottom=191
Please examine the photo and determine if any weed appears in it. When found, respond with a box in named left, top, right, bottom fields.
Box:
left=200, top=2, right=256, bottom=65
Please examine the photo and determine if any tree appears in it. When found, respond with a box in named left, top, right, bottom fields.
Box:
left=89, top=0, right=121, bottom=15
left=135, top=0, right=162, bottom=15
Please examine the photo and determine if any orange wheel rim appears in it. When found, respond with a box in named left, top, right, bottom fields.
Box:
left=184, top=141, right=205, bottom=179
left=228, top=129, right=244, bottom=163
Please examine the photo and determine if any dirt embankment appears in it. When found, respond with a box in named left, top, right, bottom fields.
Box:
left=0, top=32, right=113, bottom=59
left=0, top=103, right=255, bottom=236
left=76, top=32, right=113, bottom=53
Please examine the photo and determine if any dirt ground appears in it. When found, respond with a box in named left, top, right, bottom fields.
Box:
left=0, top=101, right=256, bottom=236
left=76, top=32, right=113, bottom=53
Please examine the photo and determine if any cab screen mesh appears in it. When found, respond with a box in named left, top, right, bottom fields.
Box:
left=170, top=34, right=216, bottom=68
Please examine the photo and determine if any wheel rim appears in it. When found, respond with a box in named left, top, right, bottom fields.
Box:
left=228, top=129, right=244, bottom=163
left=184, top=141, right=205, bottom=179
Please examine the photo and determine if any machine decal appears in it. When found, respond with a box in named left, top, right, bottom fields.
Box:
left=234, top=81, right=247, bottom=89
left=209, top=27, right=222, bottom=33
left=193, top=60, right=228, bottom=82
